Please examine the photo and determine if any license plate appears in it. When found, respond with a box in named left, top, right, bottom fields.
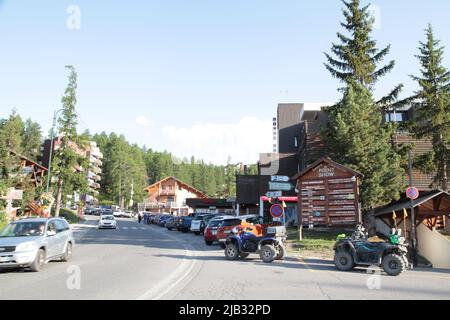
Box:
left=212, top=230, right=217, bottom=235
left=0, top=256, right=10, bottom=262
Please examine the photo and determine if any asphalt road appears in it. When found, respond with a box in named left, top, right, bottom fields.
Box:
left=0, top=216, right=449, bottom=300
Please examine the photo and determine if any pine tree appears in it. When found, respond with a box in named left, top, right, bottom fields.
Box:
left=324, top=0, right=403, bottom=107
left=53, top=66, right=89, bottom=216
left=327, top=81, right=405, bottom=210
left=22, top=118, right=42, bottom=160
left=409, top=25, right=450, bottom=191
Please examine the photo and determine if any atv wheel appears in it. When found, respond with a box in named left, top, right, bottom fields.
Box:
left=275, top=244, right=286, bottom=260
left=334, top=251, right=355, bottom=271
left=225, top=244, right=240, bottom=260
left=382, top=254, right=406, bottom=276
left=260, top=245, right=276, bottom=263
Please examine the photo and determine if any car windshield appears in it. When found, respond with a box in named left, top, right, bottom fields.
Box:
left=208, top=220, right=224, bottom=227
left=0, top=222, right=46, bottom=237
left=102, top=216, right=114, bottom=220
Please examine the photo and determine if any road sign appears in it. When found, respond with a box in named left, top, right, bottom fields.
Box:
left=269, top=182, right=293, bottom=191
left=270, top=204, right=284, bottom=218
left=271, top=175, right=289, bottom=182
left=7, top=189, right=23, bottom=200
left=406, top=187, right=419, bottom=200
left=266, top=191, right=282, bottom=198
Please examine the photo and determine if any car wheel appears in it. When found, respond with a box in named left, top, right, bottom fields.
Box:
left=61, top=242, right=73, bottom=262
left=225, top=244, right=240, bottom=260
left=334, top=250, right=355, bottom=271
left=30, top=249, right=46, bottom=272
left=194, top=231, right=200, bottom=235
left=205, top=240, right=213, bottom=246
left=382, top=254, right=406, bottom=276
left=260, top=245, right=276, bottom=263
left=167, top=227, right=173, bottom=231
left=275, top=243, right=286, bottom=260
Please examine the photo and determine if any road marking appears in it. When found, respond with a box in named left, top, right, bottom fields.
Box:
left=140, top=227, right=146, bottom=230
left=136, top=227, right=198, bottom=301
left=132, top=227, right=138, bottom=230
left=122, top=227, right=129, bottom=230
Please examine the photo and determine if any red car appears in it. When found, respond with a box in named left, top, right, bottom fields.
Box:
left=204, top=217, right=228, bottom=245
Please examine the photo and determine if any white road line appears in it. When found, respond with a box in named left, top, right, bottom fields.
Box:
left=136, top=227, right=198, bottom=300
left=122, top=227, right=129, bottom=230
left=140, top=227, right=146, bottom=230
left=132, top=227, right=138, bottom=230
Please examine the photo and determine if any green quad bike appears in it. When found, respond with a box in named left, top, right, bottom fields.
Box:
left=333, top=224, right=409, bottom=276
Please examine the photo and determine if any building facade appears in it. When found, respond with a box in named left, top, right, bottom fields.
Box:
left=142, top=176, right=208, bottom=215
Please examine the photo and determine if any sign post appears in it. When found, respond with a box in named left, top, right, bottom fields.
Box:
left=408, top=150, right=418, bottom=268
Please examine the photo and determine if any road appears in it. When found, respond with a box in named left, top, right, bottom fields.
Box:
left=0, top=216, right=449, bottom=300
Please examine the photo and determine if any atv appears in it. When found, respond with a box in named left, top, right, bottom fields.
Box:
left=333, top=224, right=409, bottom=276
left=224, top=226, right=287, bottom=263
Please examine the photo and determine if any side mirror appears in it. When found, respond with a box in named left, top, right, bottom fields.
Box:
left=47, top=230, right=56, bottom=237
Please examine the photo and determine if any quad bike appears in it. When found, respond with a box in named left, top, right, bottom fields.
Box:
left=224, top=226, right=287, bottom=263
left=333, top=224, right=409, bottom=276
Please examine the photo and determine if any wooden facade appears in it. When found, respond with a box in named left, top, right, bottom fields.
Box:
left=293, top=157, right=362, bottom=227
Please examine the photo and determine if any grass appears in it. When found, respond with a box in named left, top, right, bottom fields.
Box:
left=285, top=227, right=350, bottom=258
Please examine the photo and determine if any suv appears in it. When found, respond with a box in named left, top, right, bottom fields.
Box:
left=0, top=218, right=75, bottom=272
left=190, top=214, right=217, bottom=235
left=217, top=215, right=265, bottom=248
left=177, top=216, right=194, bottom=233
left=204, top=216, right=226, bottom=245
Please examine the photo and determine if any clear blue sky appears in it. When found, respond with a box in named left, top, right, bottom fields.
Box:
left=0, top=0, right=449, bottom=164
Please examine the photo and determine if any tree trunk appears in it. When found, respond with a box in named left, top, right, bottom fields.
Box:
left=54, top=177, right=63, bottom=217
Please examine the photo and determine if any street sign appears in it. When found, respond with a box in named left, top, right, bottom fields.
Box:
left=266, top=191, right=282, bottom=198
left=269, top=182, right=293, bottom=191
left=406, top=187, right=419, bottom=200
left=271, top=175, right=290, bottom=182
left=270, top=204, right=284, bottom=218
left=7, top=189, right=23, bottom=200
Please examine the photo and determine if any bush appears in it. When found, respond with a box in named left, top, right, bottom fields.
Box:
left=0, top=213, right=8, bottom=232
left=59, top=208, right=81, bottom=224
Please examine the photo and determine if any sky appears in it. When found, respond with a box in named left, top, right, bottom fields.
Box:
left=0, top=0, right=449, bottom=165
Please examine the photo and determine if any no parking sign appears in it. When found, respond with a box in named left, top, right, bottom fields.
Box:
left=406, top=187, right=419, bottom=200
left=270, top=204, right=284, bottom=218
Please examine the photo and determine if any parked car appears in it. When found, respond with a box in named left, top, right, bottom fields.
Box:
left=177, top=216, right=194, bottom=233
left=0, top=217, right=74, bottom=272
left=190, top=214, right=217, bottom=235
left=166, top=216, right=182, bottom=231
left=217, top=215, right=265, bottom=248
left=204, top=216, right=227, bottom=245
left=113, top=210, right=124, bottom=218
left=158, top=215, right=173, bottom=227
left=98, top=215, right=117, bottom=229
left=101, top=209, right=114, bottom=216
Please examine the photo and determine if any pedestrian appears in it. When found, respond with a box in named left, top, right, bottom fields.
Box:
left=138, top=212, right=142, bottom=224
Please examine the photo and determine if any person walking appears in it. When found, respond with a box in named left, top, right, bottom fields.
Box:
left=138, top=212, right=143, bottom=224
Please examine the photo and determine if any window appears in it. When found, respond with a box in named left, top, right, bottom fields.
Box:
left=385, top=112, right=407, bottom=123
left=55, top=220, right=68, bottom=233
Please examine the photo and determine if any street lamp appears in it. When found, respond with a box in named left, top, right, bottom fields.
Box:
left=45, top=109, right=64, bottom=193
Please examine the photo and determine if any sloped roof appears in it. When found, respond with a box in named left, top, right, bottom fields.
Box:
left=374, top=190, right=450, bottom=217
left=292, top=156, right=363, bottom=180
left=145, top=176, right=208, bottom=198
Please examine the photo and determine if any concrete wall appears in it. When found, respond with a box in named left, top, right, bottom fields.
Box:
left=417, top=223, right=450, bottom=269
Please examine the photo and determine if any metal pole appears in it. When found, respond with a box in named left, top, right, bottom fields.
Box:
left=45, top=111, right=59, bottom=193
left=409, top=150, right=418, bottom=267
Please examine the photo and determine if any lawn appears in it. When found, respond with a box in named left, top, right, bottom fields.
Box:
left=285, top=227, right=351, bottom=259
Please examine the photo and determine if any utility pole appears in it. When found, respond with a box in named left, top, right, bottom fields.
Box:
left=409, top=150, right=418, bottom=267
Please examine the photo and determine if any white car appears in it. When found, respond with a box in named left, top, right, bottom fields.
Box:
left=113, top=211, right=124, bottom=218
left=98, top=215, right=117, bottom=229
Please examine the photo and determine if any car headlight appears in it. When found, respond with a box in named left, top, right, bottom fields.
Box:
left=16, top=242, right=37, bottom=251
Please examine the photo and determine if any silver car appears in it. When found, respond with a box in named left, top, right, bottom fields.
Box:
left=0, top=217, right=75, bottom=272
